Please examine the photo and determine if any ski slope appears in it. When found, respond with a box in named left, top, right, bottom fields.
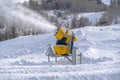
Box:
left=0, top=24, right=120, bottom=80
left=0, top=0, right=120, bottom=79
left=0, top=63, right=120, bottom=80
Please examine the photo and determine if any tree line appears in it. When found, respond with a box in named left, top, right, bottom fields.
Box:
left=28, top=0, right=107, bottom=13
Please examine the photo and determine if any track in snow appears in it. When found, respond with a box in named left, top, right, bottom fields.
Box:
left=0, top=63, right=120, bottom=80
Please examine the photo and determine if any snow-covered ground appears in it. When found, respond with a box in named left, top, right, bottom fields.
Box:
left=43, top=11, right=104, bottom=27
left=77, top=12, right=103, bottom=25
left=101, top=0, right=111, bottom=6
left=0, top=24, right=120, bottom=80
left=0, top=0, right=120, bottom=80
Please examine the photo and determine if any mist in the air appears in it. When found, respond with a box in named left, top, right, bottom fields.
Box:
left=0, top=0, right=56, bottom=33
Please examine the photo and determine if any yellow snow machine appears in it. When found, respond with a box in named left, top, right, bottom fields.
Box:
left=46, top=26, right=78, bottom=65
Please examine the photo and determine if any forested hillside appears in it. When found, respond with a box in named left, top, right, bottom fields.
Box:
left=0, top=0, right=120, bottom=41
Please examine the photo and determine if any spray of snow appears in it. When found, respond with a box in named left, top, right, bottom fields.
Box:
left=0, top=0, right=56, bottom=32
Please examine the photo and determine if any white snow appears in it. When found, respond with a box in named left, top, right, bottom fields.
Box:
left=101, top=0, right=111, bottom=6
left=44, top=11, right=104, bottom=28
left=0, top=24, right=120, bottom=80
left=77, top=12, right=104, bottom=25
left=0, top=0, right=120, bottom=79
left=13, top=0, right=29, bottom=3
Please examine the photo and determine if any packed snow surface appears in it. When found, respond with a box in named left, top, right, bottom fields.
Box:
left=0, top=24, right=120, bottom=80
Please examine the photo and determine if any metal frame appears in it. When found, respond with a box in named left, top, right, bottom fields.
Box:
left=45, top=44, right=78, bottom=65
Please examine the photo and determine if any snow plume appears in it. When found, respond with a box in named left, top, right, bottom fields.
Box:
left=0, top=0, right=56, bottom=33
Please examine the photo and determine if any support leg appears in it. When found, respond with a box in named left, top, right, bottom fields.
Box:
left=72, top=47, right=77, bottom=65
left=80, top=53, right=82, bottom=64
left=65, top=56, right=72, bottom=63
left=48, top=54, right=50, bottom=62
left=55, top=56, right=57, bottom=63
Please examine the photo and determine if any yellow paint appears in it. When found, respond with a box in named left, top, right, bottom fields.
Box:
left=54, top=27, right=77, bottom=55
left=55, top=27, right=64, bottom=40
left=53, top=45, right=70, bottom=55
left=55, top=27, right=77, bottom=44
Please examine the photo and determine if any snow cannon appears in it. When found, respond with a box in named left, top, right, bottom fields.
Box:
left=54, top=27, right=77, bottom=55
left=46, top=26, right=78, bottom=65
